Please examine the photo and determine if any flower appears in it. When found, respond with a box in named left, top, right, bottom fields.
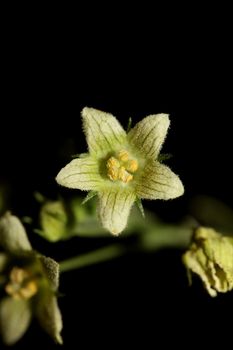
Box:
left=182, top=227, right=233, bottom=297
left=56, top=107, right=184, bottom=235
left=0, top=212, right=62, bottom=345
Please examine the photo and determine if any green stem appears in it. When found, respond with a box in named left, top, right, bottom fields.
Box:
left=140, top=225, right=193, bottom=251
left=59, top=224, right=193, bottom=273
left=59, top=244, right=126, bottom=273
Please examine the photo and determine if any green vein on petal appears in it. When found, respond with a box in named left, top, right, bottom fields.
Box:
left=82, top=107, right=127, bottom=157
left=98, top=189, right=136, bottom=235
left=128, top=114, right=170, bottom=159
left=56, top=156, right=103, bottom=191
left=136, top=161, right=184, bottom=200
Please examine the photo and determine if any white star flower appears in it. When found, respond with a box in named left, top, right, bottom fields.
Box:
left=56, top=107, right=184, bottom=235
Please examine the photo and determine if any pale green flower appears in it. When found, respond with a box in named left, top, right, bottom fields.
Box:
left=56, top=107, right=184, bottom=235
left=0, top=213, right=62, bottom=345
left=183, top=227, right=233, bottom=297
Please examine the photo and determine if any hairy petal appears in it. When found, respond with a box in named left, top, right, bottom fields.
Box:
left=36, top=292, right=63, bottom=345
left=128, top=114, right=170, bottom=159
left=183, top=250, right=217, bottom=297
left=0, top=212, right=32, bottom=253
left=136, top=161, right=184, bottom=200
left=0, top=297, right=32, bottom=345
left=82, top=107, right=127, bottom=156
left=98, top=189, right=136, bottom=235
left=183, top=227, right=233, bottom=297
left=201, top=230, right=233, bottom=292
left=56, top=156, right=103, bottom=191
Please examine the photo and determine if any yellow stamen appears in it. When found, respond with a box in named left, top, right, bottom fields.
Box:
left=118, top=166, right=126, bottom=181
left=106, top=151, right=138, bottom=183
left=5, top=267, right=38, bottom=300
left=126, top=159, right=138, bottom=173
left=106, top=157, right=120, bottom=169
left=117, top=150, right=129, bottom=162
left=107, top=166, right=119, bottom=181
left=118, top=166, right=133, bottom=183
left=19, top=281, right=38, bottom=299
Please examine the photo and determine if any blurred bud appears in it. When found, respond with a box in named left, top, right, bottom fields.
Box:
left=0, top=211, right=32, bottom=253
left=183, top=227, right=233, bottom=297
left=0, top=213, right=63, bottom=345
left=38, top=195, right=105, bottom=241
left=39, top=200, right=68, bottom=242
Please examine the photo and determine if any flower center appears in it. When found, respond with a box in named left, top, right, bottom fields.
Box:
left=5, top=267, right=38, bottom=300
left=106, top=150, right=138, bottom=183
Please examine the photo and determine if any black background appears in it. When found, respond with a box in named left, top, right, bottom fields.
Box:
left=1, top=8, right=232, bottom=349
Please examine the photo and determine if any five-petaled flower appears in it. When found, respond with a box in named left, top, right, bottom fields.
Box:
left=0, top=212, right=62, bottom=345
left=56, top=107, right=184, bottom=235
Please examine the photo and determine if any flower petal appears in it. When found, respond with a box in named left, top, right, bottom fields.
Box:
left=136, top=162, right=184, bottom=200
left=0, top=297, right=32, bottom=345
left=183, top=250, right=217, bottom=297
left=98, top=189, right=136, bottom=235
left=56, top=156, right=103, bottom=191
left=36, top=292, right=63, bottom=344
left=128, top=114, right=170, bottom=159
left=0, top=212, right=32, bottom=253
left=82, top=107, right=127, bottom=156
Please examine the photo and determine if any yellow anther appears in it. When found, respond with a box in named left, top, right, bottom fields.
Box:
left=118, top=166, right=126, bottom=180
left=106, top=157, right=120, bottom=169
left=19, top=281, right=38, bottom=299
left=117, top=150, right=129, bottom=162
left=107, top=166, right=119, bottom=181
left=5, top=267, right=38, bottom=300
left=106, top=153, right=136, bottom=183
left=126, top=159, right=138, bottom=173
left=118, top=166, right=133, bottom=183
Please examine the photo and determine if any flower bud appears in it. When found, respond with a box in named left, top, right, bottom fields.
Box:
left=183, top=227, right=233, bottom=297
